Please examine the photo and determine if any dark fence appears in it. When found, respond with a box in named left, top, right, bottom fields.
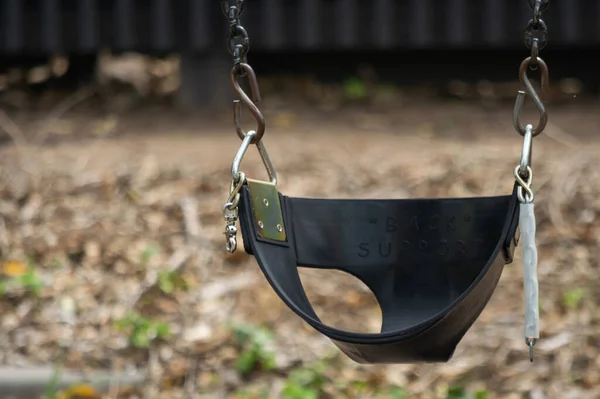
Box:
left=0, top=0, right=599, bottom=55
left=1, top=1, right=598, bottom=106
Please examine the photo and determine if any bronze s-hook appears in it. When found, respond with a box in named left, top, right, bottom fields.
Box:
left=230, top=63, right=266, bottom=143
left=513, top=56, right=550, bottom=137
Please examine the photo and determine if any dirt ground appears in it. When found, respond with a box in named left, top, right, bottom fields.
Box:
left=0, top=97, right=599, bottom=399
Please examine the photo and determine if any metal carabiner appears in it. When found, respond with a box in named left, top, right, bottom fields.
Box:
left=519, top=124, right=533, bottom=177
left=230, top=63, right=266, bottom=144
left=231, top=130, right=278, bottom=185
left=513, top=56, right=549, bottom=137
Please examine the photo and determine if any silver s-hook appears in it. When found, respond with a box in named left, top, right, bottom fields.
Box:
left=513, top=56, right=549, bottom=137
left=230, top=63, right=266, bottom=144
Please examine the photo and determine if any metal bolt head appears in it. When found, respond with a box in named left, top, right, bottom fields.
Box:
left=276, top=224, right=282, bottom=232
left=263, top=198, right=269, bottom=206
left=258, top=221, right=264, bottom=228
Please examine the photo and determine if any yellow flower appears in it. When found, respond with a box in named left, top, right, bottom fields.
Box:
left=1, top=260, right=27, bottom=277
left=56, top=383, right=99, bottom=399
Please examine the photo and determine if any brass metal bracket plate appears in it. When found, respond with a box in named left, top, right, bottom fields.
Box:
left=246, top=178, right=287, bottom=241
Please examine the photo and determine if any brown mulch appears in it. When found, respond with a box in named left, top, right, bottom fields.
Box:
left=0, top=98, right=599, bottom=399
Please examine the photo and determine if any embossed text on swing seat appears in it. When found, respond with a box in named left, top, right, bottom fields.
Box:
left=356, top=213, right=483, bottom=259
left=289, top=196, right=511, bottom=269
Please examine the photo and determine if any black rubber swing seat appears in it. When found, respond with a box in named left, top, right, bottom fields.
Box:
left=238, top=182, right=521, bottom=364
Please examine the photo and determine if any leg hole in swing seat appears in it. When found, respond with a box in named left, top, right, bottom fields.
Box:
left=297, top=268, right=382, bottom=334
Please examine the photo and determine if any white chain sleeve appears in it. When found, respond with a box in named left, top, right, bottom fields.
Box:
left=520, top=203, right=539, bottom=339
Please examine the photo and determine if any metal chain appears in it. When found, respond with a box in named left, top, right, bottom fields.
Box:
left=221, top=0, right=265, bottom=144
left=221, top=0, right=250, bottom=76
left=524, top=0, right=549, bottom=69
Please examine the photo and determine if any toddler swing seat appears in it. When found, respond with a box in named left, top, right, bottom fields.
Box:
left=237, top=176, right=520, bottom=363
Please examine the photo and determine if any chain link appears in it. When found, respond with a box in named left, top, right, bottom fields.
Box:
left=221, top=0, right=250, bottom=76
left=524, top=0, right=549, bottom=62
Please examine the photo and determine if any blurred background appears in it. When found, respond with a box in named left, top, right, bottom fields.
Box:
left=0, top=1, right=599, bottom=398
